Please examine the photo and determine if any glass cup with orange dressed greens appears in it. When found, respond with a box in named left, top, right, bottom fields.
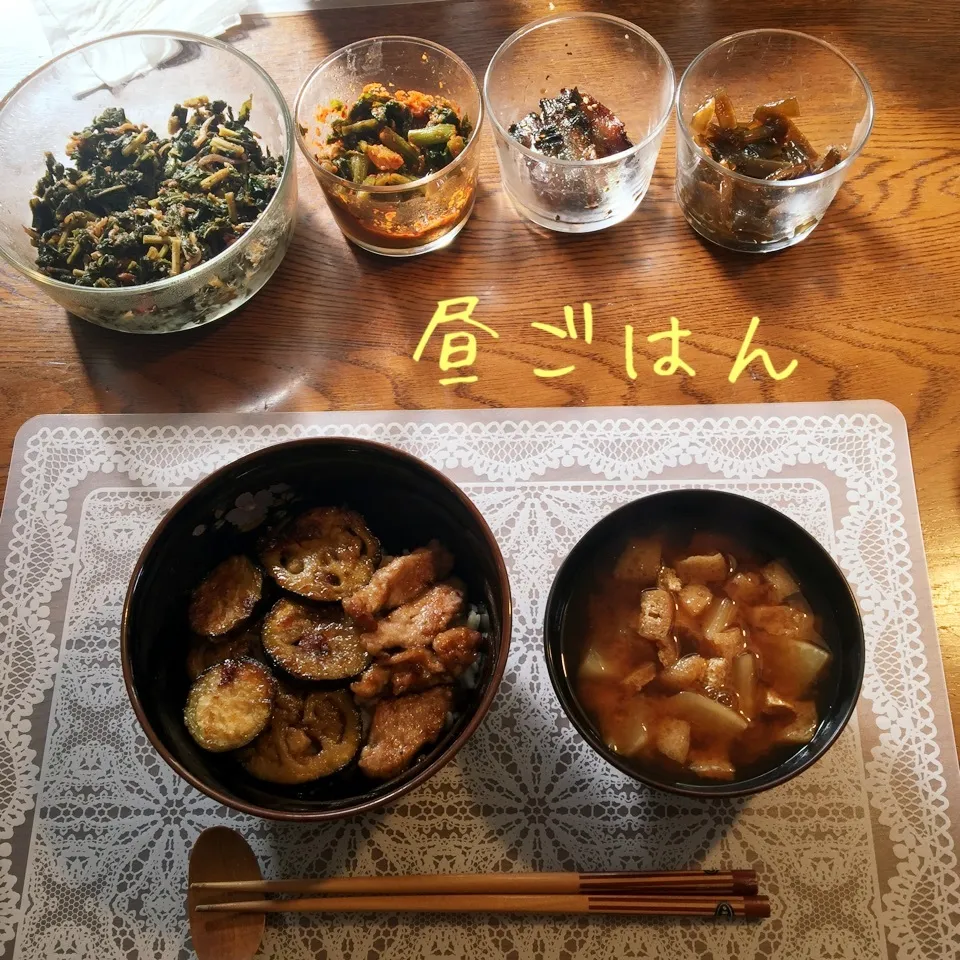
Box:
left=295, top=37, right=482, bottom=257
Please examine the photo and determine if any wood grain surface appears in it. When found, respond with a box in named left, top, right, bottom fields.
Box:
left=0, top=0, right=958, bottom=746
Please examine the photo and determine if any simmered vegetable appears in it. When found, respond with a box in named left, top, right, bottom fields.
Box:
left=262, top=597, right=368, bottom=681
left=28, top=96, right=283, bottom=287
left=690, top=92, right=845, bottom=181
left=315, top=83, right=473, bottom=185
left=184, top=658, right=276, bottom=753
left=259, top=507, right=381, bottom=601
left=188, top=555, right=263, bottom=637
left=239, top=685, right=361, bottom=783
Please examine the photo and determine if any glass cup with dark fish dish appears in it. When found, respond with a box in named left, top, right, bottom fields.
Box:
left=295, top=37, right=482, bottom=257
left=0, top=31, right=297, bottom=333
left=484, top=13, right=675, bottom=233
left=675, top=30, right=874, bottom=253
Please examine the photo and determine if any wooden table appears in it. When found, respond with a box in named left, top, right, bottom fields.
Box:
left=0, top=0, right=957, bottom=746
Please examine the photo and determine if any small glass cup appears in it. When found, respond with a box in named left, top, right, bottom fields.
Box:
left=675, top=29, right=874, bottom=253
left=294, top=37, right=482, bottom=257
left=484, top=13, right=675, bottom=233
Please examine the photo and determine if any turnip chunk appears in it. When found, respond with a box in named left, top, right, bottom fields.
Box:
left=732, top=652, right=758, bottom=719
left=762, top=560, right=800, bottom=602
left=678, top=583, right=713, bottom=617
left=658, top=566, right=683, bottom=593
left=703, top=597, right=736, bottom=641
left=724, top=571, right=768, bottom=604
left=667, top=691, right=749, bottom=737
left=675, top=552, right=728, bottom=584
left=638, top=588, right=674, bottom=643
left=689, top=751, right=736, bottom=781
left=746, top=604, right=815, bottom=641
left=579, top=647, right=611, bottom=681
left=605, top=701, right=650, bottom=756
left=622, top=662, right=657, bottom=693
left=660, top=654, right=707, bottom=691
left=614, top=537, right=662, bottom=586
left=776, top=701, right=819, bottom=744
left=767, top=639, right=832, bottom=697
left=656, top=718, right=691, bottom=764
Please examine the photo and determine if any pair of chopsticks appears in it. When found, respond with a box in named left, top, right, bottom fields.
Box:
left=193, top=869, right=770, bottom=919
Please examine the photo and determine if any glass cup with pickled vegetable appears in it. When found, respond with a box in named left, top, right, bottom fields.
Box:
left=484, top=13, right=675, bottom=233
left=294, top=37, right=482, bottom=257
left=675, top=30, right=874, bottom=253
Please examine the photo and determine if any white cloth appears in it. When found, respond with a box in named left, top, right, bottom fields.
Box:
left=29, top=0, right=448, bottom=90
left=32, top=0, right=246, bottom=88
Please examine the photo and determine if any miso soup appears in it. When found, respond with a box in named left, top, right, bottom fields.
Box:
left=568, top=528, right=836, bottom=783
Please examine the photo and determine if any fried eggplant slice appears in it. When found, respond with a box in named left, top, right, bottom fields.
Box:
left=358, top=685, right=452, bottom=780
left=262, top=597, right=368, bottom=681
left=240, top=686, right=361, bottom=784
left=259, top=507, right=380, bottom=601
left=188, top=555, right=263, bottom=637
left=186, top=621, right=264, bottom=681
left=184, top=658, right=275, bottom=753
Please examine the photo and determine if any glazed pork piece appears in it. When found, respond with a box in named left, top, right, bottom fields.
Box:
left=342, top=540, right=454, bottom=626
left=363, top=626, right=483, bottom=699
left=358, top=686, right=453, bottom=779
left=359, top=580, right=466, bottom=654
left=432, top=626, right=484, bottom=674
left=350, top=663, right=392, bottom=701
left=350, top=577, right=482, bottom=701
left=381, top=647, right=449, bottom=697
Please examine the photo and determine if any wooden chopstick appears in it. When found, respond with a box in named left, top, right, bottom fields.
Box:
left=195, top=893, right=770, bottom=918
left=191, top=869, right=758, bottom=898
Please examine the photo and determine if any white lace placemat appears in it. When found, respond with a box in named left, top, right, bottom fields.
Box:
left=0, top=401, right=957, bottom=960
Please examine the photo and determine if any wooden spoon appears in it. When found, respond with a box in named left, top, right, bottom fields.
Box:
left=188, top=827, right=265, bottom=960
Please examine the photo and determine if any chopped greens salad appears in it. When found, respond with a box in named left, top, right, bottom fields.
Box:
left=28, top=96, right=283, bottom=287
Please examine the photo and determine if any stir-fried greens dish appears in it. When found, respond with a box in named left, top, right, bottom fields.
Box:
left=509, top=87, right=633, bottom=161
left=315, top=82, right=473, bottom=186
left=690, top=91, right=845, bottom=181
left=27, top=96, right=283, bottom=287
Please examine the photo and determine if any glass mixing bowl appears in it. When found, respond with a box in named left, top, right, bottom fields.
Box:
left=0, top=30, right=297, bottom=333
